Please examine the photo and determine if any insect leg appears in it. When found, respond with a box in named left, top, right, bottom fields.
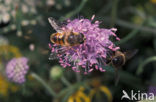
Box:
left=114, top=68, right=120, bottom=86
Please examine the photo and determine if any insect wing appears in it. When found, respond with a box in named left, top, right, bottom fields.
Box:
left=48, top=17, right=62, bottom=32
left=124, top=49, right=138, bottom=60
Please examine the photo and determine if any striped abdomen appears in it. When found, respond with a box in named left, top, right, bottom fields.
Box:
left=50, top=32, right=86, bottom=46
left=50, top=33, right=65, bottom=45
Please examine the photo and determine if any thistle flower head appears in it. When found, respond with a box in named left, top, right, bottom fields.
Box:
left=6, top=57, right=29, bottom=84
left=49, top=15, right=120, bottom=74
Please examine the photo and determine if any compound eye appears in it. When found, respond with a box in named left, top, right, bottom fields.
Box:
left=112, top=56, right=124, bottom=67
left=112, top=57, right=119, bottom=65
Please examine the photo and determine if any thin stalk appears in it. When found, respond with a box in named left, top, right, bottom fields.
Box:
left=116, top=18, right=156, bottom=34
left=116, top=20, right=146, bottom=45
left=61, top=76, right=71, bottom=87
left=99, top=16, right=156, bottom=34
left=31, top=73, right=57, bottom=97
left=116, top=28, right=140, bottom=45
left=57, top=82, right=81, bottom=98
left=76, top=72, right=81, bottom=82
left=106, top=68, right=143, bottom=89
left=110, top=0, right=120, bottom=27
left=60, top=0, right=88, bottom=21
left=136, top=56, right=156, bottom=75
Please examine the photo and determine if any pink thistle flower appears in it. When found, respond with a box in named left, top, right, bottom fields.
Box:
left=49, top=15, right=120, bottom=74
left=5, top=57, right=29, bottom=84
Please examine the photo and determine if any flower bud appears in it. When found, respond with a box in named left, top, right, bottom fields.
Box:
left=50, top=66, right=63, bottom=80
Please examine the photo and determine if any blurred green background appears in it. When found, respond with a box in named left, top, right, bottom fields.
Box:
left=0, top=0, right=156, bottom=102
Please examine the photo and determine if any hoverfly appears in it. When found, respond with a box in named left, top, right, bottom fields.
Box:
left=48, top=17, right=86, bottom=60
left=106, top=49, right=138, bottom=85
left=48, top=17, right=86, bottom=47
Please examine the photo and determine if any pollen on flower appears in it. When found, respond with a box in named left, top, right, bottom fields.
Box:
left=49, top=15, right=120, bottom=74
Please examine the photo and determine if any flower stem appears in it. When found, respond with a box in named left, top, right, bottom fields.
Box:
left=116, top=28, right=140, bottom=45
left=76, top=72, right=81, bottom=82
left=61, top=76, right=71, bottom=87
left=30, top=73, right=57, bottom=97
left=57, top=82, right=81, bottom=98
left=116, top=20, right=146, bottom=45
left=110, top=0, right=120, bottom=27
left=100, top=16, right=156, bottom=34
left=60, top=0, right=88, bottom=21
left=136, top=56, right=156, bottom=75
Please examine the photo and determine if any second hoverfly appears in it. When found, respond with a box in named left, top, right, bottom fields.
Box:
left=106, top=49, right=138, bottom=85
left=106, top=49, right=138, bottom=68
left=48, top=17, right=86, bottom=46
